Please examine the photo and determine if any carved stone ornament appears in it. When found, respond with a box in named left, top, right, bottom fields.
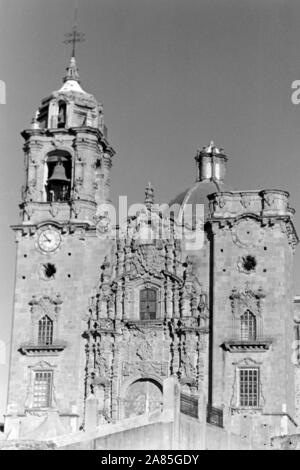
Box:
left=136, top=341, right=153, bottom=360
left=240, top=194, right=251, bottom=209
left=232, top=218, right=264, bottom=248
left=218, top=195, right=227, bottom=209
left=95, top=215, right=112, bottom=238
left=122, top=361, right=168, bottom=378
left=236, top=255, right=257, bottom=275
left=29, top=294, right=63, bottom=323
left=230, top=285, right=265, bottom=319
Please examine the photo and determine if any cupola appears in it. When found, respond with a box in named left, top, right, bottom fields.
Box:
left=195, top=141, right=228, bottom=183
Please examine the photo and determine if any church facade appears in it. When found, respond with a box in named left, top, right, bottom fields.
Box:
left=4, top=54, right=300, bottom=449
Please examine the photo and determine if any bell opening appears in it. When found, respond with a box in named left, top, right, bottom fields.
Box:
left=45, top=152, right=72, bottom=202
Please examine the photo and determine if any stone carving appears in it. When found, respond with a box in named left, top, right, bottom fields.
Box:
left=97, top=355, right=110, bottom=379
left=95, top=215, right=112, bottom=238
left=122, top=361, right=168, bottom=378
left=230, top=286, right=265, bottom=319
left=49, top=203, right=59, bottom=218
left=136, top=341, right=153, bottom=361
left=22, top=203, right=35, bottom=221
left=237, top=255, right=257, bottom=275
left=29, top=294, right=63, bottom=323
left=25, top=179, right=37, bottom=202
left=217, top=195, right=227, bottom=209
left=232, top=218, right=264, bottom=248
left=83, top=203, right=209, bottom=423
left=263, top=193, right=275, bottom=207
left=240, top=194, right=251, bottom=209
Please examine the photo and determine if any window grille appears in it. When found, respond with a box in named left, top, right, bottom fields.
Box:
left=206, top=404, right=223, bottom=427
left=180, top=393, right=199, bottom=418
left=239, top=368, right=259, bottom=407
left=33, top=371, right=52, bottom=408
left=38, top=315, right=53, bottom=346
left=240, top=310, right=256, bottom=341
left=140, top=288, right=157, bottom=320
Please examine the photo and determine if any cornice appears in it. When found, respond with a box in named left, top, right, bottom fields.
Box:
left=19, top=343, right=66, bottom=356
left=222, top=338, right=273, bottom=353
left=21, top=127, right=115, bottom=156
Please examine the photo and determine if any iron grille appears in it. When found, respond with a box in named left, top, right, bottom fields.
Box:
left=33, top=371, right=52, bottom=408
left=38, top=315, right=53, bottom=346
left=180, top=393, right=198, bottom=418
left=239, top=368, right=259, bottom=407
left=206, top=404, right=224, bottom=428
left=240, top=310, right=257, bottom=341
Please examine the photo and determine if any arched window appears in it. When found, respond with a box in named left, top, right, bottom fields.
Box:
left=45, top=150, right=71, bottom=202
left=140, top=288, right=157, bottom=320
left=38, top=315, right=53, bottom=346
left=57, top=101, right=67, bottom=128
left=240, top=311, right=256, bottom=341
left=38, top=105, right=49, bottom=129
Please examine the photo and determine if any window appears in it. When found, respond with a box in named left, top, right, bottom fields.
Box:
left=38, top=105, right=49, bottom=129
left=57, top=101, right=67, bottom=128
left=38, top=315, right=53, bottom=346
left=33, top=371, right=52, bottom=408
left=239, top=368, right=259, bottom=407
left=240, top=310, right=256, bottom=341
left=45, top=151, right=71, bottom=202
left=140, top=288, right=157, bottom=320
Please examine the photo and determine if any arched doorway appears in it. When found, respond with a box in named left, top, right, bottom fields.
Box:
left=123, top=379, right=163, bottom=418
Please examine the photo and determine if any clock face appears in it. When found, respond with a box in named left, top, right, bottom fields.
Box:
left=38, top=228, right=61, bottom=253
left=232, top=219, right=264, bottom=248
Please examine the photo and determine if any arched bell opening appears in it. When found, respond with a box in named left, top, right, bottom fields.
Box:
left=45, top=150, right=72, bottom=202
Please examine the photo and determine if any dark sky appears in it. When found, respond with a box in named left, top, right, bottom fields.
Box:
left=1, top=0, right=300, bottom=418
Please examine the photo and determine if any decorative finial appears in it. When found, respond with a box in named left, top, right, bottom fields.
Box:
left=145, top=182, right=155, bottom=208
left=63, top=56, right=81, bottom=83
left=31, top=110, right=40, bottom=129
left=205, top=141, right=220, bottom=155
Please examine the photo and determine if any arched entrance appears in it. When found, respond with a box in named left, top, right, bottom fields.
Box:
left=123, top=379, right=163, bottom=418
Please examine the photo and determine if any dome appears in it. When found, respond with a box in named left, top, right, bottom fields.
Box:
left=170, top=179, right=232, bottom=223
left=53, top=56, right=98, bottom=105
left=169, top=142, right=232, bottom=224
left=32, top=56, right=105, bottom=132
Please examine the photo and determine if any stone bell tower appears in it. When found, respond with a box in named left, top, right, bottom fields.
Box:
left=20, top=55, right=114, bottom=225
left=5, top=54, right=115, bottom=437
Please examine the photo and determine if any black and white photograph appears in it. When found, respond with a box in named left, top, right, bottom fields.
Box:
left=1, top=0, right=300, bottom=452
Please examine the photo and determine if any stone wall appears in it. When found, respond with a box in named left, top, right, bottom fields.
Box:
left=5, top=226, right=113, bottom=436
left=208, top=190, right=297, bottom=444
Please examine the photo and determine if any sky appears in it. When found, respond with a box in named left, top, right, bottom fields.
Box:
left=1, top=0, right=300, bottom=420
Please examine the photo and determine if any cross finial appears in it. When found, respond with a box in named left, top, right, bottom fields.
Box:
left=64, top=4, right=85, bottom=58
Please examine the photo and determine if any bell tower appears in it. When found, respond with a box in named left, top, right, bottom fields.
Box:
left=5, top=51, right=116, bottom=436
left=20, top=54, right=114, bottom=225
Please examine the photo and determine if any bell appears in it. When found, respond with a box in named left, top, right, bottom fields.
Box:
left=48, top=161, right=70, bottom=183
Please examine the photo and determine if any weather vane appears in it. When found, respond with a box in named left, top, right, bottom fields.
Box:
left=63, top=4, right=85, bottom=58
